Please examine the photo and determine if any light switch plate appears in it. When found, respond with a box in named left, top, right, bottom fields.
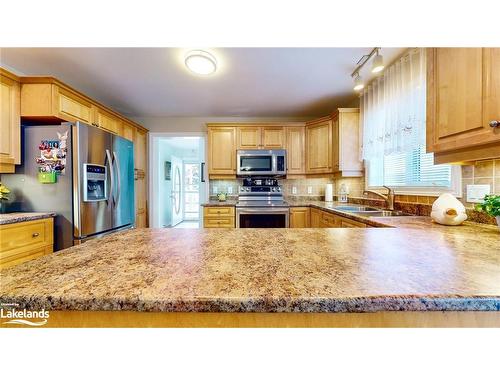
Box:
left=292, top=186, right=297, bottom=194
left=466, top=184, right=490, bottom=203
left=227, top=186, right=233, bottom=194
left=307, top=186, right=313, bottom=194
left=213, top=186, right=218, bottom=194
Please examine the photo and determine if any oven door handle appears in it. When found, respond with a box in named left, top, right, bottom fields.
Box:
left=236, top=208, right=290, bottom=214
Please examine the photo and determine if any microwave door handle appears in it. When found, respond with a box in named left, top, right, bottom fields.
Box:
left=105, top=149, right=114, bottom=206
left=113, top=151, right=121, bottom=205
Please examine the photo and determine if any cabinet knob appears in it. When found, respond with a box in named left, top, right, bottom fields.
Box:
left=32, top=232, right=40, bottom=238
left=489, top=120, right=499, bottom=128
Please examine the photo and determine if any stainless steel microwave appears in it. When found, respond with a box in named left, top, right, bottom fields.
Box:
left=236, top=149, right=286, bottom=176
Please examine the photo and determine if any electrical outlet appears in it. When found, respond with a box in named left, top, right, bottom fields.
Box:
left=292, top=186, right=297, bottom=194
left=213, top=186, right=218, bottom=194
left=466, top=184, right=490, bottom=203
left=227, top=186, right=233, bottom=194
left=307, top=186, right=313, bottom=194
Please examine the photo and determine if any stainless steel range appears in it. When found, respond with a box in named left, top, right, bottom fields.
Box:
left=236, top=178, right=289, bottom=228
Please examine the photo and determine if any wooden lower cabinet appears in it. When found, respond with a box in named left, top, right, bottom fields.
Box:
left=0, top=218, right=54, bottom=269
left=339, top=216, right=367, bottom=228
left=310, top=208, right=322, bottom=228
left=203, top=206, right=235, bottom=228
left=289, top=207, right=310, bottom=228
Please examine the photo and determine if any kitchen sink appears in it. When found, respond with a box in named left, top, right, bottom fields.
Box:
left=334, top=205, right=380, bottom=212
left=352, top=210, right=411, bottom=217
left=334, top=205, right=411, bottom=217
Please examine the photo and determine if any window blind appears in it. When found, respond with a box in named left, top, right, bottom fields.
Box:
left=369, top=145, right=451, bottom=188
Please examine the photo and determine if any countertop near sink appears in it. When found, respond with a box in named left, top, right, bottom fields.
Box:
left=0, top=212, right=56, bottom=225
left=1, top=223, right=499, bottom=313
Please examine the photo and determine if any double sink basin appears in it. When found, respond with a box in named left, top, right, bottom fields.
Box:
left=332, top=205, right=410, bottom=217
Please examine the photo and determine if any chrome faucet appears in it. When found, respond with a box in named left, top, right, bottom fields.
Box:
left=363, top=185, right=395, bottom=210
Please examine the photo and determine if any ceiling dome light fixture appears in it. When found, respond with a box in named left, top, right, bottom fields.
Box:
left=185, top=50, right=217, bottom=75
left=371, top=49, right=385, bottom=73
left=353, top=73, right=364, bottom=91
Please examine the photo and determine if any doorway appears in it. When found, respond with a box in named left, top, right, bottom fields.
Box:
left=150, top=134, right=207, bottom=229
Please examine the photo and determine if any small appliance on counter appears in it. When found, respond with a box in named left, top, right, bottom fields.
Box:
left=338, top=183, right=349, bottom=203
left=2, top=122, right=135, bottom=250
left=236, top=178, right=289, bottom=228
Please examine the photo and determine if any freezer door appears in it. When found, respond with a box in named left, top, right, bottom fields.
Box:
left=74, top=122, right=114, bottom=238
left=111, top=134, right=135, bottom=228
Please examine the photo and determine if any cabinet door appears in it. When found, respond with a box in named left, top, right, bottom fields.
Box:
left=427, top=48, right=498, bottom=153
left=483, top=48, right=500, bottom=135
left=0, top=73, right=20, bottom=172
left=310, top=208, right=322, bottom=228
left=121, top=121, right=135, bottom=141
left=262, top=126, right=285, bottom=148
left=237, top=127, right=261, bottom=149
left=306, top=119, right=332, bottom=173
left=93, top=106, right=120, bottom=134
left=289, top=207, right=310, bottom=228
left=332, top=115, right=340, bottom=172
left=208, top=127, right=236, bottom=175
left=286, top=127, right=305, bottom=174
left=54, top=86, right=92, bottom=123
left=134, top=129, right=148, bottom=228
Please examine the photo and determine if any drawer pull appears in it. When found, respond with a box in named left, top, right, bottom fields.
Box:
left=489, top=120, right=499, bottom=128
left=32, top=232, right=40, bottom=238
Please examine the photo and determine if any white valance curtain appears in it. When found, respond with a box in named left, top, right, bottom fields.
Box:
left=361, top=48, right=426, bottom=160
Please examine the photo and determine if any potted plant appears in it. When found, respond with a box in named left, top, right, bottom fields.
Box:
left=475, top=194, right=500, bottom=229
left=0, top=182, right=10, bottom=214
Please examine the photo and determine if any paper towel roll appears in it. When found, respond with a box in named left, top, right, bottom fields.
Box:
left=325, top=184, right=333, bottom=202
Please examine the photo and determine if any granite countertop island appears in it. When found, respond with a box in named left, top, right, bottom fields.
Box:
left=1, top=222, right=499, bottom=315
left=0, top=212, right=56, bottom=225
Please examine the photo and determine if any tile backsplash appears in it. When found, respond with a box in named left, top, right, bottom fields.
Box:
left=460, top=159, right=500, bottom=208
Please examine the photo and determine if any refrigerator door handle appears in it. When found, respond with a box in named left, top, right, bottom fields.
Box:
left=113, top=151, right=121, bottom=206
left=105, top=149, right=114, bottom=206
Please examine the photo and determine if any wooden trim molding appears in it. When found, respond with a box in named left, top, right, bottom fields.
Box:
left=2, top=311, right=499, bottom=328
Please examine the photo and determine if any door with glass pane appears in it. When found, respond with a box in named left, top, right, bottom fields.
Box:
left=170, top=156, right=183, bottom=226
left=183, top=163, right=200, bottom=220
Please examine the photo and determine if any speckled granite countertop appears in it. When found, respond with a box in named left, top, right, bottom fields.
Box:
left=0, top=212, right=56, bottom=225
left=1, top=224, right=499, bottom=313
left=201, top=200, right=238, bottom=207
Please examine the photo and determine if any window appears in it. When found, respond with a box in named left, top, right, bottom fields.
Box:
left=183, top=163, right=200, bottom=220
left=367, top=145, right=459, bottom=195
left=362, top=48, right=460, bottom=195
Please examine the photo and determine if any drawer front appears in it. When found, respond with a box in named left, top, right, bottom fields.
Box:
left=203, top=206, right=235, bottom=217
left=340, top=218, right=366, bottom=228
left=203, top=217, right=235, bottom=228
left=0, top=245, right=52, bottom=269
left=0, top=219, right=52, bottom=253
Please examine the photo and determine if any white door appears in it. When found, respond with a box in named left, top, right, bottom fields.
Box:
left=170, top=156, right=183, bottom=226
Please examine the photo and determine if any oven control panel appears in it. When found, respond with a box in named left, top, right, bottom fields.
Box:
left=239, top=186, right=281, bottom=193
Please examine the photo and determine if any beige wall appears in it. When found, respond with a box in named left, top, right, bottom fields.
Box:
left=131, top=116, right=313, bottom=133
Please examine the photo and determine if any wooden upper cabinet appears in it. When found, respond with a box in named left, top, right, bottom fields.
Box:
left=261, top=126, right=285, bottom=148
left=286, top=126, right=305, bottom=175
left=21, top=81, right=92, bottom=124
left=121, top=121, right=135, bottom=141
left=332, top=108, right=363, bottom=177
left=92, top=105, right=121, bottom=134
left=237, top=126, right=285, bottom=149
left=208, top=126, right=236, bottom=176
left=427, top=48, right=500, bottom=159
left=0, top=69, right=21, bottom=173
left=237, top=127, right=261, bottom=149
left=305, top=117, right=332, bottom=174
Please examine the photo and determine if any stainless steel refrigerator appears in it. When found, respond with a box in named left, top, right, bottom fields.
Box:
left=3, top=122, right=135, bottom=250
